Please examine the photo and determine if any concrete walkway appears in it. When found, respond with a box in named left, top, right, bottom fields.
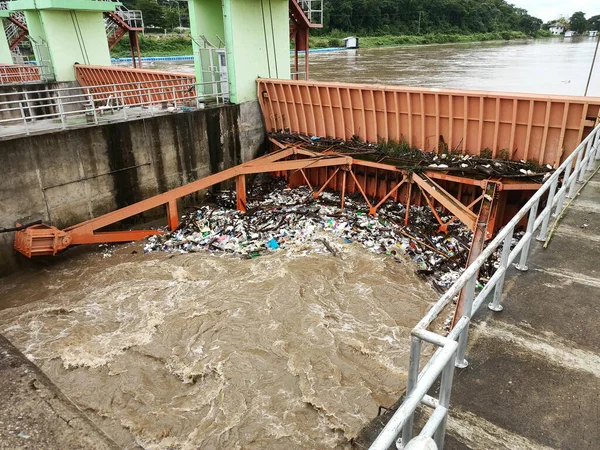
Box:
left=445, top=167, right=600, bottom=449
left=0, top=335, right=120, bottom=450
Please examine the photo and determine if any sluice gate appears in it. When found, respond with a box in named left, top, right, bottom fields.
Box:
left=12, top=80, right=600, bottom=259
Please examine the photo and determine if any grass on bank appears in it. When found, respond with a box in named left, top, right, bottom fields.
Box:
left=111, top=30, right=551, bottom=58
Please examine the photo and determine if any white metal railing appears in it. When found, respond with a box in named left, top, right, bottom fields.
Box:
left=369, top=122, right=600, bottom=450
left=0, top=77, right=229, bottom=138
left=297, top=0, right=323, bottom=26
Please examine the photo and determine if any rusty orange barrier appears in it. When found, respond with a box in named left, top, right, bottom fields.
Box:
left=75, top=65, right=197, bottom=105
left=257, top=79, right=600, bottom=166
left=0, top=64, right=41, bottom=84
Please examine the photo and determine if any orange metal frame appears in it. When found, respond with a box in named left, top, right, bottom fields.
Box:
left=75, top=65, right=197, bottom=105
left=14, top=145, right=501, bottom=258
left=257, top=79, right=600, bottom=166
left=0, top=64, right=41, bottom=83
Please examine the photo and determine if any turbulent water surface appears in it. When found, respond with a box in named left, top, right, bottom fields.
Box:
left=0, top=244, right=437, bottom=449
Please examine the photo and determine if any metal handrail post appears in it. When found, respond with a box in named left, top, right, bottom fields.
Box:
left=567, top=148, right=584, bottom=198
left=553, top=162, right=571, bottom=217
left=433, top=355, right=457, bottom=449
left=489, top=226, right=514, bottom=312
left=18, top=99, right=30, bottom=136
left=594, top=129, right=600, bottom=160
left=454, top=274, right=477, bottom=368
left=87, top=88, right=98, bottom=125
left=536, top=176, right=559, bottom=241
left=148, top=88, right=154, bottom=116
left=121, top=92, right=128, bottom=120
left=172, top=86, right=177, bottom=107
left=400, top=336, right=422, bottom=446
left=579, top=140, right=592, bottom=179
left=515, top=199, right=539, bottom=272
left=56, top=89, right=66, bottom=129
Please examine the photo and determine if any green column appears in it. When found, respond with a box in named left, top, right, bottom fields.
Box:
left=10, top=0, right=116, bottom=82
left=189, top=0, right=291, bottom=104
left=0, top=11, right=14, bottom=63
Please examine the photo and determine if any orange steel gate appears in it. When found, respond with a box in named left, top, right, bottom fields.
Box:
left=257, top=79, right=600, bottom=166
left=75, top=65, right=197, bottom=105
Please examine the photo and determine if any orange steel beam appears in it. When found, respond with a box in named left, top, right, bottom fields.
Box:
left=412, top=173, right=478, bottom=231
left=312, top=168, right=340, bottom=198
left=452, top=182, right=498, bottom=328
left=14, top=142, right=536, bottom=258
left=370, top=177, right=407, bottom=215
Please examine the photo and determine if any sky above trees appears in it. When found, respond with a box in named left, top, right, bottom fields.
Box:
left=511, top=0, right=597, bottom=22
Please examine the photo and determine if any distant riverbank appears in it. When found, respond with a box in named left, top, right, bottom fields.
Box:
left=111, top=30, right=550, bottom=58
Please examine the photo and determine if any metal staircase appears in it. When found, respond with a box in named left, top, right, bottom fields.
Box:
left=289, top=0, right=322, bottom=80
left=2, top=6, right=28, bottom=50
left=1, top=1, right=143, bottom=66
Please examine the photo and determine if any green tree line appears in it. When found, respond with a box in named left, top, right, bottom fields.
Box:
left=317, top=0, right=543, bottom=36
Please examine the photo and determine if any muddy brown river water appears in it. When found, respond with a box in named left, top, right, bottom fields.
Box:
left=0, top=244, right=437, bottom=449
left=2, top=37, right=598, bottom=449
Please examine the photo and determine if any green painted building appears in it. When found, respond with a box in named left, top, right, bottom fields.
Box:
left=189, top=0, right=290, bottom=104
left=8, top=0, right=116, bottom=81
left=0, top=9, right=14, bottom=63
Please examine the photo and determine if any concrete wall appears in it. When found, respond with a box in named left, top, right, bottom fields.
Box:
left=0, top=100, right=266, bottom=274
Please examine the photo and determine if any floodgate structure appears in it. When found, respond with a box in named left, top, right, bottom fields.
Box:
left=1, top=1, right=600, bottom=449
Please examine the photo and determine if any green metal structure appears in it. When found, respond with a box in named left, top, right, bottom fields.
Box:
left=8, top=0, right=117, bottom=81
left=189, top=0, right=290, bottom=104
left=0, top=8, right=13, bottom=63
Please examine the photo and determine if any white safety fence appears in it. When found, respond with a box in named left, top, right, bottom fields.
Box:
left=0, top=77, right=229, bottom=138
left=369, top=122, right=600, bottom=450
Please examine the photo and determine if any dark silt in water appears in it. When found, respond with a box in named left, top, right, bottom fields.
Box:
left=0, top=244, right=438, bottom=449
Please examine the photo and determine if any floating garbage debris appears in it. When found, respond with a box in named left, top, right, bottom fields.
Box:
left=270, top=132, right=555, bottom=182
left=144, top=178, right=501, bottom=292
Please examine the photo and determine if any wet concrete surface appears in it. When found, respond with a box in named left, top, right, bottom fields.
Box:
left=0, top=334, right=120, bottom=450
left=445, top=166, right=600, bottom=449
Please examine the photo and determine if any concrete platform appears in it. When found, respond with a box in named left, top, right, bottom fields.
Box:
left=445, top=166, right=600, bottom=449
left=0, top=335, right=120, bottom=450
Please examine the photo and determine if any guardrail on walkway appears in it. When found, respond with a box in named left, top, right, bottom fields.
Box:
left=0, top=76, right=227, bottom=138
left=369, top=121, right=600, bottom=449
left=0, top=64, right=41, bottom=84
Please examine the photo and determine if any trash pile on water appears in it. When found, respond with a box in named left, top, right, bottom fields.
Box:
left=270, top=132, right=555, bottom=182
left=144, top=179, right=498, bottom=292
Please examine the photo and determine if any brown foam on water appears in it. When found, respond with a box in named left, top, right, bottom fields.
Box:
left=0, top=244, right=437, bottom=449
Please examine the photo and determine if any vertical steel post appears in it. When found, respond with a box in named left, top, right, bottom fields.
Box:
left=18, top=98, right=29, bottom=136
left=121, top=92, right=128, bottom=120
left=167, top=200, right=179, bottom=230
left=56, top=89, right=66, bottom=129
left=489, top=227, right=514, bottom=312
left=579, top=140, right=592, bottom=178
left=515, top=199, right=539, bottom=272
left=567, top=148, right=583, bottom=198
left=554, top=162, right=571, bottom=217
left=455, top=274, right=477, bottom=368
left=148, top=88, right=154, bottom=116
left=536, top=176, right=559, bottom=242
left=236, top=175, right=247, bottom=212
left=87, top=88, right=98, bottom=125
left=401, top=336, right=422, bottom=447
left=433, top=355, right=457, bottom=449
left=594, top=129, right=600, bottom=160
